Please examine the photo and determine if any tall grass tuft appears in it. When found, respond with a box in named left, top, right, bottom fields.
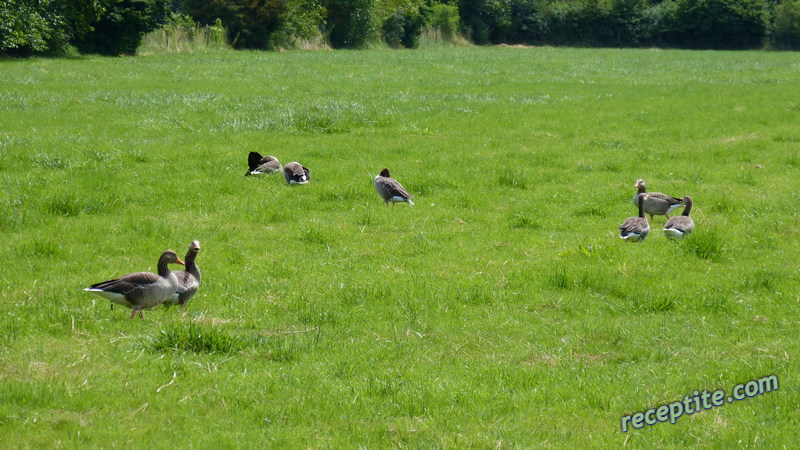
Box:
left=681, top=227, right=726, bottom=260
left=498, top=170, right=528, bottom=189
left=139, top=16, right=228, bottom=54
left=546, top=264, right=571, bottom=290
left=149, top=323, right=246, bottom=355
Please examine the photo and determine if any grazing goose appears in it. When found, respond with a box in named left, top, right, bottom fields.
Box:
left=663, top=196, right=695, bottom=239
left=84, top=250, right=185, bottom=319
left=620, top=194, right=650, bottom=242
left=166, top=240, right=201, bottom=307
left=283, top=161, right=310, bottom=185
left=245, top=152, right=282, bottom=176
left=374, top=168, right=415, bottom=206
left=633, top=179, right=684, bottom=221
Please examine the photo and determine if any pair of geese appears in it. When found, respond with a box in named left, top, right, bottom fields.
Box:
left=246, top=152, right=310, bottom=185
left=84, top=241, right=201, bottom=319
left=247, top=151, right=415, bottom=206
left=619, top=179, right=695, bottom=242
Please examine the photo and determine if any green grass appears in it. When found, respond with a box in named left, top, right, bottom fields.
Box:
left=1, top=47, right=799, bottom=447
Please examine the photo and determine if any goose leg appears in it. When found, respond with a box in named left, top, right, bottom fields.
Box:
left=129, top=309, right=137, bottom=320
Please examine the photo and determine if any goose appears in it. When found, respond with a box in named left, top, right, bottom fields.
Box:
left=283, top=161, right=310, bottom=185
left=374, top=168, right=414, bottom=206
left=84, top=250, right=185, bottom=319
left=620, top=194, right=650, bottom=242
left=166, top=240, right=201, bottom=307
left=663, top=196, right=695, bottom=239
left=633, top=179, right=684, bottom=221
left=245, top=152, right=282, bottom=176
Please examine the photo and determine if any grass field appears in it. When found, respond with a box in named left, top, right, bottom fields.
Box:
left=1, top=47, right=799, bottom=447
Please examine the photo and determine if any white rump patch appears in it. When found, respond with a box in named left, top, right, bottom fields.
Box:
left=663, top=228, right=685, bottom=239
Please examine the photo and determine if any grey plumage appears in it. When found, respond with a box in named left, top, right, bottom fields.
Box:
left=374, top=168, right=414, bottom=206
left=166, top=240, right=201, bottom=306
left=245, top=152, right=282, bottom=176
left=620, top=194, right=650, bottom=242
left=633, top=179, right=684, bottom=221
left=84, top=250, right=185, bottom=319
left=283, top=161, right=310, bottom=185
left=664, top=196, right=695, bottom=238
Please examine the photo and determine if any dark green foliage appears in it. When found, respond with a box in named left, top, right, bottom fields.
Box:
left=0, top=0, right=71, bottom=54
left=74, top=0, right=171, bottom=55
left=458, top=0, right=509, bottom=44
left=325, top=0, right=375, bottom=48
left=180, top=0, right=288, bottom=49
left=382, top=6, right=425, bottom=48
left=667, top=0, right=767, bottom=49
left=272, top=0, right=326, bottom=45
left=771, top=0, right=800, bottom=49
left=455, top=0, right=793, bottom=49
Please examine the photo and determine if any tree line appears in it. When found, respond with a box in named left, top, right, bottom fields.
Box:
left=2, top=0, right=800, bottom=56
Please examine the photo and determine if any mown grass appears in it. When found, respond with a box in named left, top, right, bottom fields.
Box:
left=0, top=47, right=799, bottom=447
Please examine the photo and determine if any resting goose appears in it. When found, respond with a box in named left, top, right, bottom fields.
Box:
left=283, top=162, right=310, bottom=185
left=620, top=194, right=650, bottom=242
left=245, top=152, right=282, bottom=176
left=663, top=196, right=695, bottom=239
left=374, top=168, right=414, bottom=206
left=84, top=250, right=184, bottom=319
left=166, top=240, right=201, bottom=306
left=633, top=179, right=684, bottom=221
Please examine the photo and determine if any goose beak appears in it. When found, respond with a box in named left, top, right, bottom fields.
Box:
left=175, top=258, right=185, bottom=266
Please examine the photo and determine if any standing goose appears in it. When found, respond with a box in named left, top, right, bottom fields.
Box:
left=245, top=152, right=282, bottom=176
left=374, top=168, right=414, bottom=206
left=663, top=196, right=695, bottom=239
left=166, top=240, right=202, bottom=307
left=633, top=179, right=684, bottom=221
left=619, top=194, right=650, bottom=242
left=84, top=250, right=185, bottom=319
left=283, top=161, right=310, bottom=185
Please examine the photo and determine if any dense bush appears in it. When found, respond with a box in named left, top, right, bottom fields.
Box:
left=180, top=0, right=288, bottom=49
left=272, top=0, right=327, bottom=47
left=455, top=0, right=787, bottom=49
left=427, top=3, right=461, bottom=40
left=74, top=0, right=171, bottom=55
left=0, top=0, right=108, bottom=55
left=771, top=0, right=800, bottom=49
left=1, top=0, right=64, bottom=54
left=458, top=0, right=509, bottom=44
left=667, top=0, right=767, bottom=49
left=325, top=0, right=376, bottom=48
left=382, top=6, right=425, bottom=47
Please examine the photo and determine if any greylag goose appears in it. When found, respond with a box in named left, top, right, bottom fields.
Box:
left=166, top=240, right=201, bottom=306
left=663, top=196, right=695, bottom=238
left=283, top=161, right=310, bottom=185
left=374, top=168, right=414, bottom=206
left=245, top=152, right=282, bottom=176
left=633, top=179, right=684, bottom=221
left=84, top=250, right=185, bottom=319
left=620, top=194, right=650, bottom=242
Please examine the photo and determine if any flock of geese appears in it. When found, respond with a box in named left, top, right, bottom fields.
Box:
left=619, top=179, right=695, bottom=242
left=83, top=155, right=694, bottom=319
